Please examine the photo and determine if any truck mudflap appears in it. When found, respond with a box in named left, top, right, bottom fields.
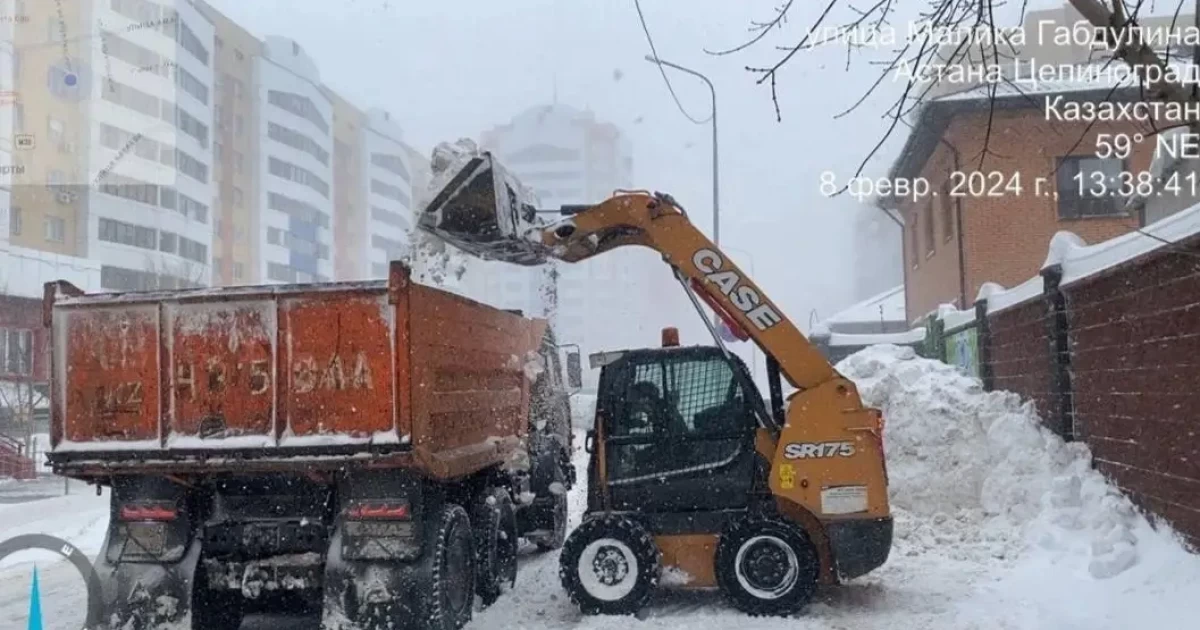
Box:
left=321, top=528, right=432, bottom=630
left=92, top=536, right=203, bottom=629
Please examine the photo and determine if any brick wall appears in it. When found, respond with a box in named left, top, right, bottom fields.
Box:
left=1065, top=246, right=1200, bottom=549
left=986, top=298, right=1057, bottom=420
left=903, top=111, right=1144, bottom=319
left=940, top=234, right=1200, bottom=547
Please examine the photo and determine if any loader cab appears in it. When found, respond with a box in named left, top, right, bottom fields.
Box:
left=584, top=345, right=772, bottom=523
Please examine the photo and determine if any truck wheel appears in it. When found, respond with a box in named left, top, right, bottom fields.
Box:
left=472, top=488, right=518, bottom=606
left=529, top=462, right=568, bottom=552
left=558, top=515, right=659, bottom=616
left=714, top=515, right=820, bottom=617
left=416, top=504, right=476, bottom=630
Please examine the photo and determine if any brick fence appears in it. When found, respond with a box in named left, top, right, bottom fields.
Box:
left=924, top=231, right=1200, bottom=550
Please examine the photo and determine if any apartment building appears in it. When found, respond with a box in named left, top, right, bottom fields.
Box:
left=256, top=36, right=333, bottom=284
left=362, top=108, right=412, bottom=278
left=0, top=0, right=18, bottom=242
left=326, top=98, right=419, bottom=281
left=478, top=104, right=690, bottom=383
left=8, top=0, right=216, bottom=291
left=329, top=90, right=364, bottom=281
left=196, top=0, right=260, bottom=286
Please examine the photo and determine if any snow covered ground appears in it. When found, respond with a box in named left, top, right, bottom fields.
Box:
left=2, top=344, right=1197, bottom=629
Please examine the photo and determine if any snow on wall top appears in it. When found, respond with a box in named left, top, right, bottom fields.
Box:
left=928, top=201, right=1200, bottom=326
left=1050, top=202, right=1200, bottom=286
left=986, top=274, right=1043, bottom=314
left=940, top=304, right=976, bottom=331
left=822, top=284, right=907, bottom=327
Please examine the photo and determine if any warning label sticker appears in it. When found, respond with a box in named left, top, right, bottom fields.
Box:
left=821, top=485, right=869, bottom=515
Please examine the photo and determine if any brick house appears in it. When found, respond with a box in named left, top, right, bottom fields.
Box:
left=884, top=79, right=1155, bottom=321
left=0, top=294, right=48, bottom=433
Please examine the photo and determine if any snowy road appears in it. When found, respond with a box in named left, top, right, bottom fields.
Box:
left=2, top=345, right=1198, bottom=629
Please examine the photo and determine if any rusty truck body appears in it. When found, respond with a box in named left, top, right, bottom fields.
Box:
left=43, top=261, right=577, bottom=630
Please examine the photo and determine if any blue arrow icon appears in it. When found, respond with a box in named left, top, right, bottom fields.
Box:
left=27, top=566, right=43, bottom=630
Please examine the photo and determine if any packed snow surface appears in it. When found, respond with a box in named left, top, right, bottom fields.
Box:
left=3, top=344, right=1198, bottom=629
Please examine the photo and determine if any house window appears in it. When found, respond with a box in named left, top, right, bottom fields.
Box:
left=0, top=328, right=34, bottom=376
left=44, top=216, right=65, bottom=242
left=923, top=199, right=935, bottom=257
left=1056, top=156, right=1126, bottom=219
left=941, top=182, right=954, bottom=241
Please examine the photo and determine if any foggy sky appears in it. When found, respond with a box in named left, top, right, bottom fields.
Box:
left=208, top=0, right=1076, bottom=327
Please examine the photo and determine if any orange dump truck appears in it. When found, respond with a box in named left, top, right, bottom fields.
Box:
left=43, top=262, right=579, bottom=630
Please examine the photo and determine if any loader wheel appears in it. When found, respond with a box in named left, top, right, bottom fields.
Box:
left=558, top=515, right=659, bottom=616
left=472, top=487, right=518, bottom=606
left=715, top=515, right=820, bottom=617
left=415, top=504, right=475, bottom=630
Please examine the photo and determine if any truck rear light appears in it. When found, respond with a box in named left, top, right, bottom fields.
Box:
left=119, top=503, right=178, bottom=522
left=347, top=501, right=410, bottom=520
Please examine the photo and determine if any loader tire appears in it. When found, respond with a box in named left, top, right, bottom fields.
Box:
left=415, top=504, right=475, bottom=630
left=558, top=515, right=659, bottom=616
left=472, top=487, right=518, bottom=606
left=715, top=514, right=819, bottom=617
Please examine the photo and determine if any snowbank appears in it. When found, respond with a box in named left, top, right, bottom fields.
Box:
left=837, top=345, right=1195, bottom=580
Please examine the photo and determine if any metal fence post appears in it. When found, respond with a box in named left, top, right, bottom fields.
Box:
left=974, top=297, right=993, bottom=391
left=1041, top=264, right=1076, bottom=442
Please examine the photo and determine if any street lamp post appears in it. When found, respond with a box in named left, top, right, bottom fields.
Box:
left=643, top=55, right=718, bottom=244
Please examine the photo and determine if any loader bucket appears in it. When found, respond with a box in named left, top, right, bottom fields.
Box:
left=419, top=152, right=549, bottom=265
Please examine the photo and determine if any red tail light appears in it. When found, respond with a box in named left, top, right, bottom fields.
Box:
left=119, top=503, right=178, bottom=521
left=347, top=502, right=410, bottom=520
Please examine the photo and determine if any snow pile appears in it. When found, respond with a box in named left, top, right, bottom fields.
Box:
left=836, top=344, right=1187, bottom=579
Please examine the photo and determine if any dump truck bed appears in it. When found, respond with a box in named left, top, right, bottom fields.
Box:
left=44, top=262, right=547, bottom=478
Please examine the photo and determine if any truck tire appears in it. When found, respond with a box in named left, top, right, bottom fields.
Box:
left=415, top=504, right=476, bottom=630
left=528, top=462, right=568, bottom=552
left=472, top=487, right=518, bottom=606
left=558, top=515, right=659, bottom=616
left=714, top=514, right=820, bottom=617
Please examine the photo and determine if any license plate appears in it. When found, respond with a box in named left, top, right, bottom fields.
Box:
left=126, top=522, right=167, bottom=555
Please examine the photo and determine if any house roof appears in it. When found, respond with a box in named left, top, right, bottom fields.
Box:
left=823, top=284, right=907, bottom=327
left=883, top=57, right=1175, bottom=201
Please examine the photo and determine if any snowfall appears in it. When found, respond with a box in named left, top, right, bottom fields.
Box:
left=2, top=344, right=1197, bottom=629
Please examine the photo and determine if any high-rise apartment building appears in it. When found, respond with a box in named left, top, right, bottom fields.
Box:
left=9, top=0, right=217, bottom=291
left=197, top=0, right=260, bottom=286
left=329, top=89, right=365, bottom=281
left=328, top=99, right=417, bottom=281
left=255, top=35, right=333, bottom=284
left=478, top=104, right=689, bottom=384
left=361, top=108, right=412, bottom=279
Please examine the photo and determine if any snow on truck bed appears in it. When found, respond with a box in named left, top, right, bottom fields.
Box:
left=3, top=345, right=1198, bottom=630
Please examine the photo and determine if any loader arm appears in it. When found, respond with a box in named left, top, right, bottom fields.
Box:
left=528, top=192, right=837, bottom=392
